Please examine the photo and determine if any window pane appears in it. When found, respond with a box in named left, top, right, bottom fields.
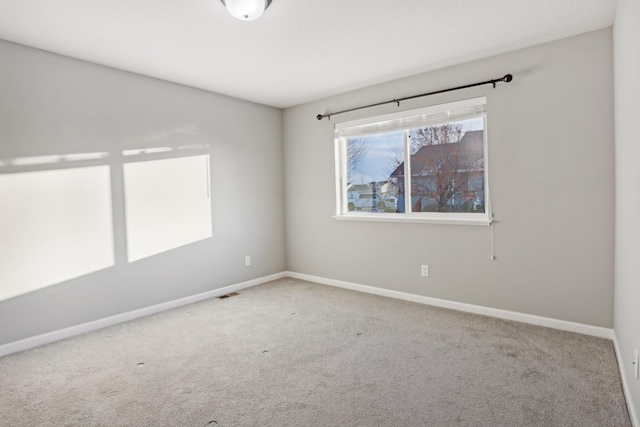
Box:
left=408, top=118, right=485, bottom=213
left=346, top=132, right=404, bottom=213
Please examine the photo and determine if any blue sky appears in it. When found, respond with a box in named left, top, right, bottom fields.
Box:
left=347, top=117, right=484, bottom=184
left=347, top=131, right=403, bottom=183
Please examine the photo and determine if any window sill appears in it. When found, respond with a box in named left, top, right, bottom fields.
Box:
left=333, top=213, right=491, bottom=226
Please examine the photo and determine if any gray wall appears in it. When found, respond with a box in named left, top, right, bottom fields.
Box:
left=284, top=29, right=615, bottom=328
left=0, top=27, right=621, bottom=348
left=0, top=40, right=286, bottom=345
left=614, top=0, right=640, bottom=418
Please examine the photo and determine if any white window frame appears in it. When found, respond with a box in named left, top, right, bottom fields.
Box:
left=334, top=97, right=491, bottom=226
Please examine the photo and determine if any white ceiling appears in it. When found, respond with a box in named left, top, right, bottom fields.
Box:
left=0, top=0, right=617, bottom=109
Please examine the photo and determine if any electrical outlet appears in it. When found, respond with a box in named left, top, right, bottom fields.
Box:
left=634, top=349, right=639, bottom=380
left=245, top=256, right=251, bottom=266
left=421, top=265, right=429, bottom=277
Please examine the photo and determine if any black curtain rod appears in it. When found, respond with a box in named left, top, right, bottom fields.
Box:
left=316, top=74, right=513, bottom=121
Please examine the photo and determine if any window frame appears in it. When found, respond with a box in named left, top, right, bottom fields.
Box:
left=333, top=97, right=491, bottom=226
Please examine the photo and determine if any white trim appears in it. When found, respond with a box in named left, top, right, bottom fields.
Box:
left=333, top=214, right=491, bottom=226
left=403, top=129, right=411, bottom=214
left=482, top=111, right=492, bottom=223
left=286, top=271, right=614, bottom=340
left=0, top=270, right=616, bottom=359
left=0, top=272, right=287, bottom=358
left=335, top=137, right=350, bottom=217
left=613, top=332, right=639, bottom=427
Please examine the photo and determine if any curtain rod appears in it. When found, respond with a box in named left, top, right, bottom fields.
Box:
left=316, top=74, right=513, bottom=121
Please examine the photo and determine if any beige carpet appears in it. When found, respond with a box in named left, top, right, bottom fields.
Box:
left=0, top=278, right=631, bottom=426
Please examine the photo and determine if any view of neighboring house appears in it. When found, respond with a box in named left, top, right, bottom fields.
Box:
left=390, top=130, right=485, bottom=213
left=346, top=182, right=398, bottom=212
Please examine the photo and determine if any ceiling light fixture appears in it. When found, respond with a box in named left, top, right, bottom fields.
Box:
left=220, top=0, right=272, bottom=21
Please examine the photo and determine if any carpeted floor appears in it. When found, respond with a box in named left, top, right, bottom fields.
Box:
left=0, top=278, right=631, bottom=426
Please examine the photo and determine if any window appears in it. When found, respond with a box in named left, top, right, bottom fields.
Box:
left=334, top=97, right=490, bottom=225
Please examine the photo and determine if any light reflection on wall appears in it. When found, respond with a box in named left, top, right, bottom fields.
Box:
left=0, top=164, right=114, bottom=301
left=0, top=146, right=213, bottom=301
left=123, top=154, right=212, bottom=262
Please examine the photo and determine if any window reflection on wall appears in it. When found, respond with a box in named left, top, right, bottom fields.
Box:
left=0, top=165, right=114, bottom=301
left=123, top=154, right=212, bottom=262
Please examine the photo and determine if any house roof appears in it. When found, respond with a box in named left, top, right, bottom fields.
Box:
left=390, top=130, right=484, bottom=178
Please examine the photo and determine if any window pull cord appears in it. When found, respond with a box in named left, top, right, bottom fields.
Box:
left=490, top=221, right=496, bottom=261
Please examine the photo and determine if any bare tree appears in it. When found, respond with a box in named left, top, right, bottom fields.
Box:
left=406, top=123, right=484, bottom=213
left=410, top=122, right=463, bottom=153
left=346, top=137, right=368, bottom=176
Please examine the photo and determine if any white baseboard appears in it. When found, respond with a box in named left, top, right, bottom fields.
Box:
left=287, top=271, right=615, bottom=340
left=0, top=272, right=287, bottom=358
left=0, top=270, right=615, bottom=357
left=613, top=332, right=639, bottom=427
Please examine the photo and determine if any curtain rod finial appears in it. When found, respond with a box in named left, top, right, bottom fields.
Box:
left=502, top=74, right=513, bottom=83
left=317, top=114, right=324, bottom=120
